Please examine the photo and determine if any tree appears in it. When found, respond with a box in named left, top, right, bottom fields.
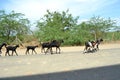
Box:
left=0, top=10, right=31, bottom=43
left=85, top=16, right=116, bottom=40
left=35, top=10, right=79, bottom=42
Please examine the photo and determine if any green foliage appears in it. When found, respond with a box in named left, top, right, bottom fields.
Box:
left=0, top=10, right=31, bottom=44
left=35, top=10, right=120, bottom=46
left=1, top=9, right=120, bottom=46
left=79, top=16, right=117, bottom=40
left=35, top=10, right=79, bottom=43
left=103, top=31, right=120, bottom=42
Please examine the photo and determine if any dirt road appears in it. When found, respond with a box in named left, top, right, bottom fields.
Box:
left=0, top=43, right=120, bottom=80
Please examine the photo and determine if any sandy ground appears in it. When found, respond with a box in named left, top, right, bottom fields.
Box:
left=0, top=43, right=120, bottom=80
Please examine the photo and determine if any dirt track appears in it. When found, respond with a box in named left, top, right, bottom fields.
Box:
left=0, top=43, right=120, bottom=80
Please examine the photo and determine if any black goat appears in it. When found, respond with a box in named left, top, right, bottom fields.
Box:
left=0, top=43, right=7, bottom=56
left=95, top=38, right=103, bottom=50
left=41, top=42, right=50, bottom=53
left=25, top=45, right=38, bottom=55
left=5, top=45, right=19, bottom=56
left=46, top=40, right=64, bottom=54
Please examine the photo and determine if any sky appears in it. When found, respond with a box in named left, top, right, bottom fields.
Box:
left=0, top=0, right=120, bottom=29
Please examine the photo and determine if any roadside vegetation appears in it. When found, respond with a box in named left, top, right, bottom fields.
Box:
left=0, top=10, right=120, bottom=46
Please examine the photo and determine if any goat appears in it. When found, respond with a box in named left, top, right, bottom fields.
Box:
left=46, top=40, right=64, bottom=54
left=95, top=38, right=103, bottom=50
left=83, top=38, right=103, bottom=53
left=5, top=45, right=19, bottom=56
left=41, top=42, right=50, bottom=53
left=83, top=40, right=95, bottom=53
left=0, top=43, right=7, bottom=56
left=25, top=45, right=38, bottom=55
